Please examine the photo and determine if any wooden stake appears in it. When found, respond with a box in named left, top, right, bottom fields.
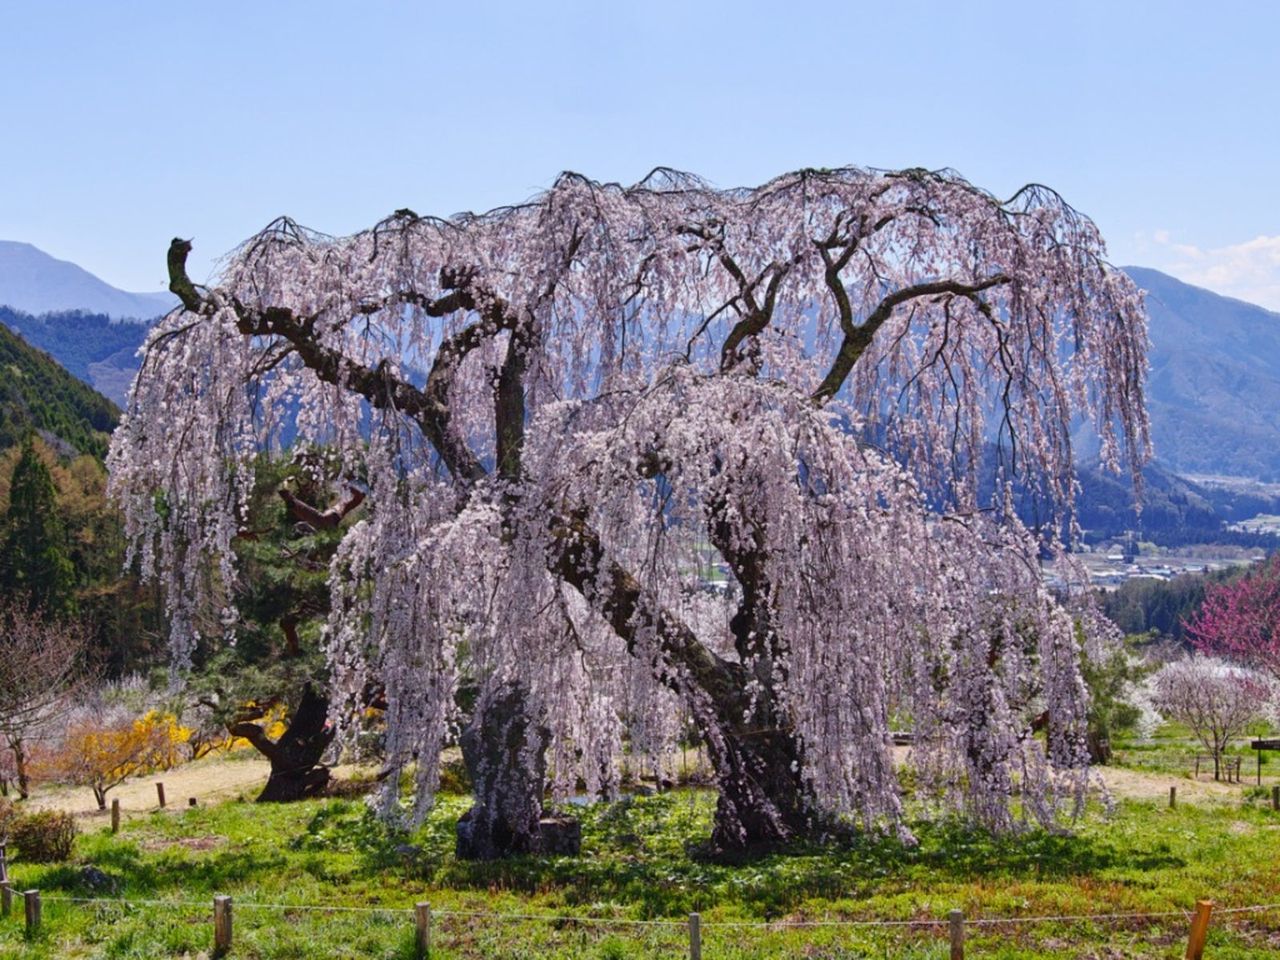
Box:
left=214, top=895, right=232, bottom=954
left=1272, top=785, right=1279, bottom=811
left=23, top=890, right=40, bottom=937
left=0, top=880, right=11, bottom=918
left=949, top=909, right=965, bottom=960
left=415, top=902, right=431, bottom=958
left=189, top=797, right=198, bottom=808
left=1184, top=899, right=1213, bottom=960
left=156, top=782, right=166, bottom=809
left=1169, top=786, right=1177, bottom=808
left=111, top=798, right=121, bottom=834
left=689, top=912, right=702, bottom=960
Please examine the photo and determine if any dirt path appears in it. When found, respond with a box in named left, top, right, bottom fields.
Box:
left=24, top=755, right=272, bottom=822
left=1094, top=764, right=1257, bottom=804
left=14, top=750, right=1264, bottom=825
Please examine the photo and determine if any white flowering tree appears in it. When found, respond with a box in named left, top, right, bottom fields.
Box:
left=1152, top=656, right=1269, bottom=780
left=109, top=167, right=1149, bottom=858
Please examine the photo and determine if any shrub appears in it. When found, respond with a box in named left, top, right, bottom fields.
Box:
left=11, top=810, right=77, bottom=862
left=39, top=709, right=184, bottom=809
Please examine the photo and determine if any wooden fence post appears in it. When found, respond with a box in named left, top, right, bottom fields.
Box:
left=23, top=890, right=40, bottom=937
left=156, top=782, right=166, bottom=809
left=0, top=880, right=11, bottom=918
left=1184, top=899, right=1213, bottom=960
left=1272, top=785, right=1279, bottom=811
left=415, top=902, right=431, bottom=958
left=689, top=912, right=702, bottom=960
left=949, top=909, right=965, bottom=960
left=1169, top=786, right=1177, bottom=808
left=214, top=895, right=232, bottom=954
left=111, top=798, right=121, bottom=834
left=0, top=842, right=7, bottom=883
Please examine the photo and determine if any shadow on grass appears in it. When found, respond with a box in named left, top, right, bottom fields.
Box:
left=40, top=843, right=290, bottom=899
left=291, top=792, right=1185, bottom=918
left=36, top=791, right=1185, bottom=921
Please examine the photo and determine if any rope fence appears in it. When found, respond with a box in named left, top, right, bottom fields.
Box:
left=4, top=884, right=1279, bottom=957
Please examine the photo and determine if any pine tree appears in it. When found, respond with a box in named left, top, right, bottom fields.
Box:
left=0, top=436, right=76, bottom=616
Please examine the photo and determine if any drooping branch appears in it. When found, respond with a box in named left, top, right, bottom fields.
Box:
left=166, top=238, right=490, bottom=485
left=811, top=274, right=1012, bottom=404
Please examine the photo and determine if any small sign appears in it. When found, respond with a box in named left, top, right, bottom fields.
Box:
left=1251, top=739, right=1280, bottom=750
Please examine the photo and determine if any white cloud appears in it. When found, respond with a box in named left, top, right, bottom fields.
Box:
left=1146, top=232, right=1280, bottom=311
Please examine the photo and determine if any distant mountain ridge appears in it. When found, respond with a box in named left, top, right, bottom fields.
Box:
left=1124, top=266, right=1280, bottom=482
left=0, top=240, right=175, bottom=320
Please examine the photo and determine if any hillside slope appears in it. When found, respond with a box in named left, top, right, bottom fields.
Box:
left=1125, top=266, right=1280, bottom=481
left=0, top=321, right=120, bottom=458
left=0, top=306, right=149, bottom=406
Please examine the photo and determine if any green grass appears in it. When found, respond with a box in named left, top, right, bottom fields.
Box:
left=1111, top=720, right=1277, bottom=781
left=2, top=788, right=1280, bottom=958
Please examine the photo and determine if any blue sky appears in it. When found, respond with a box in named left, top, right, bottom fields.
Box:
left=1, top=1, right=1277, bottom=307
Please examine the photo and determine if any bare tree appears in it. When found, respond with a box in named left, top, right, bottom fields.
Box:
left=0, top=601, right=95, bottom=798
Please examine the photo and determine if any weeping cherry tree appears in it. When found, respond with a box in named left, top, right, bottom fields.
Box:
left=108, top=166, right=1149, bottom=857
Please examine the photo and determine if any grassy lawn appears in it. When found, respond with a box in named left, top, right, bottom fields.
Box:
left=1111, top=721, right=1278, bottom=784
left=2, top=781, right=1280, bottom=959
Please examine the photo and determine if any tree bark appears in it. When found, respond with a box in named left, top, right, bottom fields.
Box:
left=548, top=514, right=812, bottom=855
left=230, top=684, right=334, bottom=802
left=12, top=740, right=30, bottom=801
left=455, top=680, right=555, bottom=860
left=697, top=668, right=812, bottom=855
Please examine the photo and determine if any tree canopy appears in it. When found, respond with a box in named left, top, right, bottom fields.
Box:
left=109, top=166, right=1150, bottom=855
left=1, top=437, right=77, bottom=616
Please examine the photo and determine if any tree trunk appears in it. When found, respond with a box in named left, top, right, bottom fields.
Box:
left=93, top=786, right=107, bottom=811
left=548, top=515, right=814, bottom=856
left=699, top=679, right=811, bottom=854
left=12, top=741, right=30, bottom=800
left=455, top=680, right=556, bottom=860
left=232, top=684, right=334, bottom=802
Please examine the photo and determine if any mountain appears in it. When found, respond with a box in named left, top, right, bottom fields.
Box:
left=0, top=306, right=150, bottom=406
left=0, top=320, right=120, bottom=458
left=0, top=241, right=175, bottom=320
left=1123, top=267, right=1280, bottom=481
left=1073, top=459, right=1280, bottom=546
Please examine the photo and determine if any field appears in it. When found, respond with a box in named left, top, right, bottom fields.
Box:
left=3, top=735, right=1280, bottom=960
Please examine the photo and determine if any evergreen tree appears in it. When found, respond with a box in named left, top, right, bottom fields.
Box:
left=0, top=436, right=76, bottom=616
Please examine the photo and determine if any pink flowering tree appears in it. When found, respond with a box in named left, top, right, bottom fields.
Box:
left=1152, top=656, right=1268, bottom=780
left=1187, top=555, right=1280, bottom=681
left=108, top=167, right=1149, bottom=857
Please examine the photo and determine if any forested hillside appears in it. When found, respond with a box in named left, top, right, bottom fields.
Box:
left=0, top=321, right=119, bottom=458
left=1075, top=460, right=1280, bottom=547
left=1097, top=567, right=1242, bottom=643
left=0, top=306, right=149, bottom=405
